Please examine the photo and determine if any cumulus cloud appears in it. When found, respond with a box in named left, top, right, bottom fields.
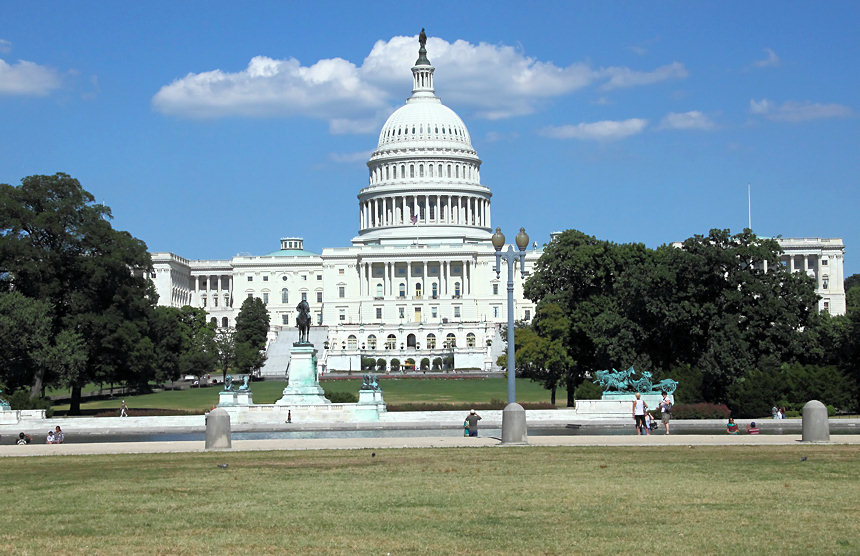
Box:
left=540, top=118, right=648, bottom=141
left=753, top=48, right=780, bottom=68
left=0, top=57, right=62, bottom=96
left=600, top=61, right=687, bottom=90
left=658, top=110, right=715, bottom=130
left=152, top=34, right=689, bottom=131
left=750, top=98, right=853, bottom=122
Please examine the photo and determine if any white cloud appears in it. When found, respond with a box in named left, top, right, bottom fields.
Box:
left=329, top=151, right=372, bottom=164
left=753, top=48, right=780, bottom=68
left=600, top=61, right=688, bottom=90
left=0, top=57, right=62, bottom=96
left=658, top=110, right=715, bottom=130
left=0, top=39, right=11, bottom=54
left=540, top=118, right=648, bottom=141
left=749, top=98, right=853, bottom=122
left=152, top=34, right=688, bottom=130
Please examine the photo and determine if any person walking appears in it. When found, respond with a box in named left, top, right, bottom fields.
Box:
left=120, top=400, right=128, bottom=417
left=659, top=391, right=672, bottom=435
left=465, top=409, right=482, bottom=437
left=632, top=393, right=648, bottom=435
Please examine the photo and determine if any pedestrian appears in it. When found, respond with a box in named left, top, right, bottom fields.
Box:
left=643, top=412, right=653, bottom=435
left=726, top=418, right=739, bottom=434
left=287, top=410, right=292, bottom=424
left=659, top=391, right=672, bottom=435
left=632, top=392, right=648, bottom=435
left=772, top=406, right=779, bottom=419
left=46, top=430, right=55, bottom=444
left=746, top=421, right=760, bottom=434
left=779, top=407, right=786, bottom=419
left=17, top=432, right=32, bottom=445
left=54, top=426, right=64, bottom=444
left=465, top=409, right=481, bottom=437
left=120, top=400, right=128, bottom=417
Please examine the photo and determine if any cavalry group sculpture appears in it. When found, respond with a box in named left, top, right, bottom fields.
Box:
left=593, top=366, right=678, bottom=394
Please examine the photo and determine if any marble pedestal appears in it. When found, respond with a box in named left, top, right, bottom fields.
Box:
left=218, top=391, right=254, bottom=406
left=276, top=344, right=331, bottom=405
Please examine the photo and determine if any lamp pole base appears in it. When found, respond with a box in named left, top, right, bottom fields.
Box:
left=501, top=402, right=528, bottom=445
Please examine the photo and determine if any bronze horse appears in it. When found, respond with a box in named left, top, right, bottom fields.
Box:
left=296, top=299, right=311, bottom=344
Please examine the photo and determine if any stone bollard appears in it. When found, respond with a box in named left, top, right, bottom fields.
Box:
left=501, top=403, right=528, bottom=445
left=205, top=407, right=232, bottom=450
left=801, top=400, right=829, bottom=442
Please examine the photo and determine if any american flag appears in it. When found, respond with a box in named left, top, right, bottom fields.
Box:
left=411, top=214, right=418, bottom=225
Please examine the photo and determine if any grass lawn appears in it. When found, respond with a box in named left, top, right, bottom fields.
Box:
left=2, top=445, right=857, bottom=554
left=51, top=377, right=566, bottom=414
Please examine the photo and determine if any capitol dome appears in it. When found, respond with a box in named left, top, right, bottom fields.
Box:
left=353, top=32, right=492, bottom=247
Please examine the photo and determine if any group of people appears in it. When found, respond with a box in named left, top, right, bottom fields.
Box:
left=726, top=418, right=760, bottom=434
left=772, top=406, right=787, bottom=419
left=16, top=426, right=64, bottom=445
left=632, top=391, right=673, bottom=435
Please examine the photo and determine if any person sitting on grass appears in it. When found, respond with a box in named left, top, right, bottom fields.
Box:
left=726, top=418, right=739, bottom=434
left=746, top=422, right=760, bottom=434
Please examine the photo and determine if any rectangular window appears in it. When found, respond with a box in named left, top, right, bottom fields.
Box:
left=339, top=269, right=345, bottom=275
left=493, top=306, right=499, bottom=318
left=282, top=314, right=289, bottom=325
left=454, top=306, right=461, bottom=318
left=317, top=313, right=322, bottom=324
left=376, top=307, right=382, bottom=319
left=339, top=309, right=345, bottom=321
left=263, top=275, right=269, bottom=281
left=525, top=309, right=531, bottom=321
left=247, top=293, right=253, bottom=299
left=317, top=292, right=323, bottom=303
left=247, top=276, right=253, bottom=282
left=317, top=275, right=323, bottom=280
left=263, top=293, right=269, bottom=304
left=302, top=275, right=307, bottom=281
left=432, top=307, right=438, bottom=318
left=301, top=292, right=307, bottom=301
left=399, top=307, right=405, bottom=319
left=339, top=286, right=345, bottom=298
left=822, top=259, right=829, bottom=266
left=493, top=283, right=499, bottom=295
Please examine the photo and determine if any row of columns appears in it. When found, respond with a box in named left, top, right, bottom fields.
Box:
left=360, top=195, right=489, bottom=229
left=192, top=274, right=233, bottom=308
left=358, top=260, right=473, bottom=298
left=369, top=161, right=478, bottom=185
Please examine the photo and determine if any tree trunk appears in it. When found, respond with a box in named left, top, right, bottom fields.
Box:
left=30, top=371, right=45, bottom=400
left=550, top=385, right=557, bottom=406
left=69, top=384, right=82, bottom=415
left=566, top=374, right=576, bottom=407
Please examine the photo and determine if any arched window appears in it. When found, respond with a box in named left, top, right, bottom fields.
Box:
left=447, top=164, right=452, bottom=177
left=431, top=282, right=438, bottom=298
left=415, top=283, right=422, bottom=297
left=438, top=164, right=443, bottom=176
left=410, top=164, right=415, bottom=178
left=281, top=288, right=288, bottom=304
left=386, top=166, right=390, bottom=179
left=393, top=166, right=397, bottom=179
left=455, top=165, right=459, bottom=178
left=222, top=317, right=229, bottom=328
left=419, top=164, right=424, bottom=177
left=426, top=333, right=436, bottom=349
left=400, top=164, right=405, bottom=177
left=445, top=333, right=457, bottom=348
left=399, top=283, right=406, bottom=297
left=347, top=335, right=357, bottom=349
left=386, top=334, right=397, bottom=350
left=454, top=281, right=461, bottom=296
left=368, top=334, right=377, bottom=349
left=428, top=164, right=433, bottom=177
left=466, top=333, right=476, bottom=347
left=376, top=283, right=383, bottom=297
left=210, top=317, right=217, bottom=326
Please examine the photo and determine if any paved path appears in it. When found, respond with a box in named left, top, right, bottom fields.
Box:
left=2, top=433, right=858, bottom=458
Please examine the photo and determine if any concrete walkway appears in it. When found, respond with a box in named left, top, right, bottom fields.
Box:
left=2, top=432, right=858, bottom=458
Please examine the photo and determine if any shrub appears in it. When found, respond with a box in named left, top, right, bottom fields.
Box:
left=432, top=357, right=442, bottom=370
left=361, top=357, right=376, bottom=371
left=376, top=358, right=386, bottom=372
left=390, top=359, right=400, bottom=372
left=8, top=390, right=54, bottom=418
left=670, top=402, right=731, bottom=420
left=326, top=391, right=358, bottom=403
left=420, top=358, right=430, bottom=371
left=573, top=380, right=603, bottom=400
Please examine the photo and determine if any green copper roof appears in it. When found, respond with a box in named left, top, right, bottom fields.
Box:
left=264, top=249, right=319, bottom=257
left=415, top=45, right=430, bottom=66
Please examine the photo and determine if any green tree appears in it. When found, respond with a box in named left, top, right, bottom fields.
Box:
left=214, top=328, right=236, bottom=383
left=234, top=296, right=270, bottom=377
left=0, top=174, right=156, bottom=412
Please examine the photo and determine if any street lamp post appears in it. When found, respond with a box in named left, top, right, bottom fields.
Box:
left=492, top=226, right=529, bottom=444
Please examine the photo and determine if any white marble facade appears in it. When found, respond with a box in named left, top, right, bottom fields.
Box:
left=149, top=38, right=846, bottom=375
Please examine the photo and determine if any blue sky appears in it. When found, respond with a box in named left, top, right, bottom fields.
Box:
left=2, top=1, right=858, bottom=276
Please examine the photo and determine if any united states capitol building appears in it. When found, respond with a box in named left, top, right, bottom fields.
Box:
left=148, top=36, right=847, bottom=375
